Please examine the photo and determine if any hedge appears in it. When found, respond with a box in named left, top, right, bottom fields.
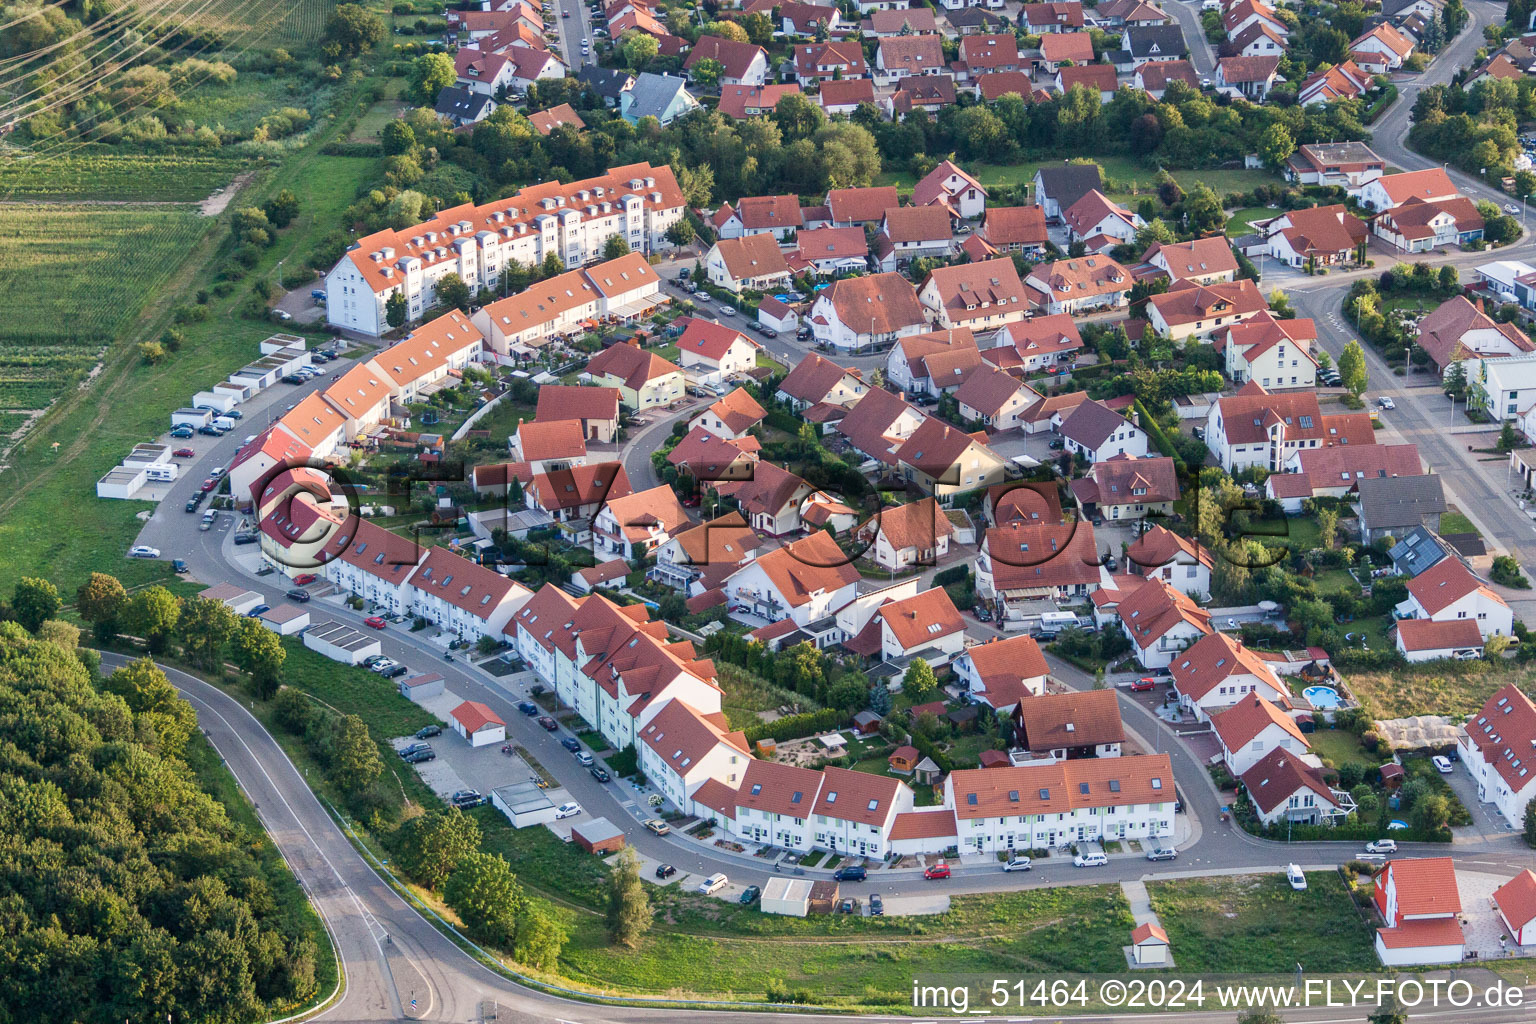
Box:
left=1134, top=398, right=1182, bottom=466
left=744, top=707, right=847, bottom=743
left=907, top=728, right=954, bottom=774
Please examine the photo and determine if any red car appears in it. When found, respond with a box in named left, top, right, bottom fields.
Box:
left=293, top=573, right=317, bottom=586
left=172, top=448, right=195, bottom=458
left=923, top=863, right=951, bottom=880
left=537, top=715, right=558, bottom=731
left=364, top=615, right=386, bottom=629
left=199, top=478, right=217, bottom=492
left=1130, top=677, right=1157, bottom=692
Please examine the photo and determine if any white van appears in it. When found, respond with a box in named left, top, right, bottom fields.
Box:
left=697, top=872, right=729, bottom=894
left=213, top=416, right=237, bottom=432
left=144, top=465, right=176, bottom=482
left=1286, top=864, right=1307, bottom=890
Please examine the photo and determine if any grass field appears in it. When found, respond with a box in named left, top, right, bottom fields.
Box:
left=1307, top=725, right=1388, bottom=768
left=0, top=205, right=211, bottom=410
left=1440, top=510, right=1479, bottom=536
left=876, top=157, right=1276, bottom=206
left=718, top=662, right=819, bottom=731
left=1347, top=664, right=1530, bottom=719
left=1226, top=206, right=1274, bottom=236
left=0, top=151, right=249, bottom=201
left=350, top=96, right=410, bottom=142
left=1147, top=872, right=1378, bottom=973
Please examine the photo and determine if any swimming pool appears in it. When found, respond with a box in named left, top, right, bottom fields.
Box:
left=1303, top=685, right=1341, bottom=709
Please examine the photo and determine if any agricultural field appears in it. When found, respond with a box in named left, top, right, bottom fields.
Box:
left=0, top=205, right=210, bottom=411
left=0, top=151, right=248, bottom=201
left=185, top=0, right=340, bottom=45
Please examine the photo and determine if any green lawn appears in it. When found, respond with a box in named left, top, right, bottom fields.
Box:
left=1307, top=725, right=1388, bottom=768
left=877, top=157, right=1276, bottom=207
left=1440, top=511, right=1479, bottom=536
left=1147, top=872, right=1379, bottom=973
left=1312, top=568, right=1361, bottom=595
left=1226, top=206, right=1275, bottom=236
left=1251, top=515, right=1322, bottom=551
left=756, top=351, right=787, bottom=373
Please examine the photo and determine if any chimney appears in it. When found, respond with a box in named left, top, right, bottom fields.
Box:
left=1130, top=408, right=1140, bottom=427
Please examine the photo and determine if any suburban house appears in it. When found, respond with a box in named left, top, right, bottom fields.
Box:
left=1023, top=0, right=1085, bottom=33
left=856, top=497, right=954, bottom=571
left=955, top=364, right=1040, bottom=430
left=989, top=314, right=1083, bottom=373
left=1056, top=63, right=1120, bottom=102
left=1219, top=310, right=1319, bottom=389
left=591, top=483, right=692, bottom=559
left=1012, top=689, right=1124, bottom=759
left=1215, top=55, right=1280, bottom=99
left=1170, top=631, right=1291, bottom=721
left=1260, top=204, right=1368, bottom=268
left=1142, top=237, right=1237, bottom=285
left=1400, top=556, right=1513, bottom=639
left=1126, top=525, right=1212, bottom=598
left=473, top=253, right=664, bottom=357
left=676, top=320, right=761, bottom=384
left=652, top=511, right=761, bottom=592
left=1355, top=474, right=1445, bottom=544
left=1223, top=0, right=1286, bottom=38
left=1038, top=30, right=1095, bottom=70
left=1241, top=749, right=1346, bottom=827
left=1210, top=694, right=1310, bottom=776
left=1298, top=59, right=1372, bottom=105
left=1373, top=196, right=1485, bottom=253
left=1063, top=190, right=1144, bottom=252
left=535, top=386, right=621, bottom=442
left=1395, top=618, right=1485, bottom=662
left=895, top=417, right=1009, bottom=497
left=1069, top=454, right=1180, bottom=521
left=975, top=206, right=1049, bottom=257
left=878, top=586, right=967, bottom=664
left=816, top=77, right=876, bottom=115
left=1494, top=870, right=1536, bottom=947
left=985, top=481, right=1064, bottom=528
left=716, top=462, right=813, bottom=535
left=722, top=530, right=861, bottom=628
left=1118, top=579, right=1212, bottom=669
left=527, top=462, right=632, bottom=523
left=809, top=273, right=929, bottom=352
left=1025, top=257, right=1132, bottom=316
left=887, top=329, right=978, bottom=394
left=1373, top=858, right=1465, bottom=966
left=1204, top=383, right=1377, bottom=473
left=688, top=387, right=766, bottom=441
left=1472, top=352, right=1536, bottom=422
left=712, top=194, right=803, bottom=240
left=1284, top=141, right=1385, bottom=188
left=584, top=342, right=685, bottom=410
left=826, top=186, right=902, bottom=229
left=775, top=353, right=866, bottom=411
left=953, top=633, right=1051, bottom=711
left=1058, top=399, right=1148, bottom=463
left=435, top=86, right=496, bottom=126
left=791, top=226, right=871, bottom=276
left=705, top=234, right=794, bottom=293
left=917, top=258, right=1033, bottom=332
left=1122, top=24, right=1187, bottom=65
left=1136, top=59, right=1200, bottom=99
left=875, top=34, right=946, bottom=83
left=875, top=206, right=956, bottom=271
left=637, top=699, right=751, bottom=818
left=1460, top=685, right=1536, bottom=833
left=527, top=103, right=585, bottom=136
left=1351, top=23, right=1414, bottom=69
left=513, top=419, right=587, bottom=475
left=793, top=40, right=868, bottom=85
left=620, top=73, right=700, bottom=125
left=1355, top=167, right=1459, bottom=213
left=1146, top=279, right=1269, bottom=342
left=1032, top=163, right=1103, bottom=221
left=975, top=521, right=1104, bottom=619
left=960, top=33, right=1024, bottom=73
left=685, top=35, right=770, bottom=86
left=666, top=427, right=759, bottom=486
left=913, top=159, right=988, bottom=219
left=779, top=1, right=842, bottom=35
left=717, top=83, right=801, bottom=118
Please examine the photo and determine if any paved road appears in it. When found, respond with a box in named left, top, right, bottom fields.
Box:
left=1166, top=0, right=1216, bottom=76
left=551, top=0, right=592, bottom=70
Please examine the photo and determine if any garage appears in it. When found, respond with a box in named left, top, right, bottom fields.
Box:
left=491, top=781, right=558, bottom=828
left=572, top=817, right=625, bottom=855
left=760, top=878, right=812, bottom=917
left=451, top=700, right=506, bottom=747
left=302, top=621, right=383, bottom=665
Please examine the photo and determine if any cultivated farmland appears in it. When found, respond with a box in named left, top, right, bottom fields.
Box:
left=0, top=205, right=210, bottom=410
left=0, top=151, right=249, bottom=201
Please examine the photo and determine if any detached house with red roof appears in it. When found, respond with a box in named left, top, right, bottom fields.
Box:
left=685, top=35, right=770, bottom=86
left=875, top=34, right=946, bottom=84
left=1037, top=30, right=1095, bottom=70
left=705, top=233, right=793, bottom=294
left=512, top=419, right=587, bottom=475
left=895, top=417, right=1010, bottom=497
left=775, top=353, right=866, bottom=411
left=875, top=207, right=956, bottom=271
left=1069, top=453, right=1179, bottom=521
left=1142, top=237, right=1237, bottom=286
left=1206, top=384, right=1377, bottom=473
left=975, top=206, right=1049, bottom=258
left=1400, top=557, right=1513, bottom=639
left=1058, top=399, right=1148, bottom=463
left=1298, top=59, right=1371, bottom=106
left=1414, top=296, right=1535, bottom=375
left=536, top=385, right=621, bottom=442
left=1062, top=190, right=1144, bottom=252
left=723, top=530, right=861, bottom=628
left=1219, top=310, right=1319, bottom=389
left=1461, top=685, right=1536, bottom=833
left=976, top=521, right=1104, bottom=619
left=592, top=483, right=692, bottom=559
left=953, top=633, right=1051, bottom=711
left=585, top=341, right=685, bottom=410
left=1117, top=578, right=1211, bottom=669
left=955, top=364, right=1040, bottom=431
left=1352, top=23, right=1414, bottom=69
left=1126, top=524, right=1212, bottom=598
left=918, top=258, right=1033, bottom=332
left=676, top=319, right=760, bottom=384
left=1210, top=694, right=1310, bottom=776
left=879, top=586, right=967, bottom=663
left=1373, top=858, right=1465, bottom=966
left=1241, top=748, right=1347, bottom=827
left=1169, top=631, right=1291, bottom=721
left=1494, top=869, right=1536, bottom=947
left=1146, top=278, right=1269, bottom=342
left=856, top=497, right=955, bottom=571
left=715, top=462, right=814, bottom=535
left=810, top=272, right=929, bottom=351
left=989, top=314, right=1083, bottom=373
left=689, top=387, right=767, bottom=441
left=793, top=40, right=867, bottom=85
left=1259, top=204, right=1368, bottom=269
left=1025, top=256, right=1132, bottom=316
left=1374, top=195, right=1485, bottom=253
left=912, top=159, right=988, bottom=220
left=1356, top=167, right=1458, bottom=213
left=712, top=194, right=803, bottom=241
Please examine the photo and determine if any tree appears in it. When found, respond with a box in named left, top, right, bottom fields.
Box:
left=328, top=713, right=383, bottom=797
left=1524, top=799, right=1536, bottom=847
left=382, top=119, right=416, bottom=156
left=402, top=809, right=483, bottom=888
left=1317, top=507, right=1338, bottom=549
left=606, top=847, right=651, bottom=947
left=620, top=30, right=659, bottom=70
left=409, top=52, right=456, bottom=104
left=1181, top=183, right=1226, bottom=236
left=827, top=675, right=867, bottom=712
left=602, top=234, right=632, bottom=260
left=443, top=851, right=526, bottom=947
left=232, top=618, right=287, bottom=699
left=386, top=291, right=408, bottom=329
left=1368, top=998, right=1408, bottom=1024
left=868, top=681, right=893, bottom=715
left=512, top=903, right=566, bottom=970
left=743, top=11, right=773, bottom=44
left=126, top=585, right=180, bottom=654
left=1499, top=421, right=1520, bottom=453
left=12, top=577, right=59, bottom=633
left=264, top=189, right=300, bottom=229
left=1337, top=340, right=1368, bottom=397
left=690, top=57, right=725, bottom=88
left=436, top=272, right=471, bottom=311
left=903, top=658, right=939, bottom=702
left=178, top=596, right=238, bottom=670
left=666, top=219, right=696, bottom=247
left=35, top=619, right=79, bottom=653
left=1257, top=123, right=1295, bottom=168
left=1444, top=360, right=1468, bottom=398
left=323, top=3, right=385, bottom=59
left=103, top=657, right=197, bottom=753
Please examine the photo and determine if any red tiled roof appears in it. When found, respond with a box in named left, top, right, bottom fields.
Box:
left=1463, top=684, right=1536, bottom=797
left=812, top=765, right=903, bottom=826
left=517, top=418, right=587, bottom=462
left=1241, top=748, right=1335, bottom=815
left=529, top=461, right=631, bottom=512
left=880, top=586, right=965, bottom=651
left=1376, top=917, right=1464, bottom=949
left=889, top=808, right=958, bottom=840
left=452, top=700, right=505, bottom=734
left=536, top=384, right=620, bottom=424
left=1381, top=857, right=1462, bottom=918
left=984, top=521, right=1102, bottom=592
left=861, top=497, right=954, bottom=552
left=1396, top=618, right=1483, bottom=653
left=1169, top=631, right=1283, bottom=703
left=1118, top=578, right=1212, bottom=646
left=1495, top=869, right=1536, bottom=931
left=949, top=753, right=1171, bottom=819
left=1210, top=694, right=1306, bottom=752
left=1407, top=557, right=1501, bottom=616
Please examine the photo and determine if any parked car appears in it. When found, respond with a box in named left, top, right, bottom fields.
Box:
left=185, top=498, right=201, bottom=513
left=1130, top=677, right=1157, bottom=692
left=719, top=305, right=736, bottom=317
left=1073, top=849, right=1108, bottom=868
left=247, top=604, right=270, bottom=618
left=644, top=818, right=671, bottom=836
left=655, top=864, right=677, bottom=879
left=589, top=766, right=611, bottom=783
left=1432, top=755, right=1454, bottom=773
left=404, top=748, right=436, bottom=764
left=1047, top=437, right=1065, bottom=450
left=364, top=616, right=386, bottom=629
left=234, top=533, right=259, bottom=545
left=172, top=559, right=189, bottom=574
left=383, top=665, right=409, bottom=679
left=1365, top=839, right=1398, bottom=854
left=199, top=478, right=217, bottom=492
left=451, top=790, right=486, bottom=808
left=838, top=897, right=859, bottom=914
left=293, top=573, right=317, bottom=585
left=1377, top=396, right=1396, bottom=410
left=833, top=865, right=866, bottom=882
left=416, top=725, right=442, bottom=739
left=368, top=659, right=398, bottom=674
left=170, top=426, right=194, bottom=439
left=398, top=742, right=430, bottom=759
left=740, top=885, right=762, bottom=905
left=576, top=751, right=594, bottom=767
left=285, top=588, right=312, bottom=603
left=560, top=736, right=581, bottom=753
left=128, top=545, right=160, bottom=559
left=554, top=802, right=582, bottom=820
left=537, top=716, right=558, bottom=731
left=1286, top=864, right=1307, bottom=890
left=517, top=700, right=539, bottom=715
left=173, top=447, right=195, bottom=458
left=923, top=863, right=951, bottom=880
left=1002, top=857, right=1032, bottom=872
left=1144, top=839, right=1177, bottom=861
left=869, top=893, right=883, bottom=915
left=697, top=872, right=728, bottom=894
